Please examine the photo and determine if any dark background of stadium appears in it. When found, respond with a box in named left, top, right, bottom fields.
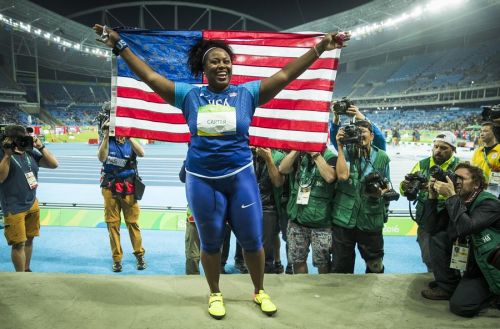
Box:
left=31, top=0, right=371, bottom=31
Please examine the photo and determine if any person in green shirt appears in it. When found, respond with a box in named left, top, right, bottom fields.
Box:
left=279, top=148, right=337, bottom=274
left=332, top=120, right=392, bottom=274
left=400, top=131, right=459, bottom=272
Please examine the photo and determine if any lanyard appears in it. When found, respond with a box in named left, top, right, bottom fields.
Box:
left=11, top=153, right=33, bottom=173
left=299, top=161, right=317, bottom=188
left=481, top=148, right=493, bottom=170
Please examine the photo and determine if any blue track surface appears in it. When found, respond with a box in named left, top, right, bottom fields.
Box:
left=0, top=226, right=426, bottom=275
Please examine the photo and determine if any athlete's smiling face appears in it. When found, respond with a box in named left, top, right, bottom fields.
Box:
left=203, top=48, right=232, bottom=93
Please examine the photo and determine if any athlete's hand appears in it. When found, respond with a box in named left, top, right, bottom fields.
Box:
left=93, top=24, right=121, bottom=48
left=318, top=31, right=351, bottom=52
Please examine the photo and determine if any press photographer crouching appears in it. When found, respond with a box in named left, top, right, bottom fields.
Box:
left=420, top=162, right=500, bottom=317
left=400, top=132, right=460, bottom=272
left=0, top=125, right=58, bottom=272
left=97, top=119, right=147, bottom=272
left=331, top=120, right=398, bottom=274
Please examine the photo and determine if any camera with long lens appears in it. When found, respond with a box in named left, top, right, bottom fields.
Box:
left=481, top=104, right=500, bottom=121
left=402, top=171, right=428, bottom=201
left=0, top=126, right=34, bottom=151
left=332, top=97, right=353, bottom=115
left=341, top=124, right=362, bottom=145
left=364, top=172, right=400, bottom=202
left=94, top=102, right=111, bottom=128
left=429, top=165, right=458, bottom=184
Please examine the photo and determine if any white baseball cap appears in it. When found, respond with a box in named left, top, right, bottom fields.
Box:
left=434, top=131, right=457, bottom=149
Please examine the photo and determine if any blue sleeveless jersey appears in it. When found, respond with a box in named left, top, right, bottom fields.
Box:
left=175, top=80, right=261, bottom=178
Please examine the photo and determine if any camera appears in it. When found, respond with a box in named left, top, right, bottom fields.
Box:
left=429, top=165, right=458, bottom=184
left=341, top=124, right=362, bottom=145
left=402, top=172, right=428, bottom=201
left=332, top=97, right=353, bottom=115
left=0, top=126, right=34, bottom=151
left=481, top=104, right=500, bottom=121
left=94, top=102, right=111, bottom=128
left=364, top=172, right=400, bottom=202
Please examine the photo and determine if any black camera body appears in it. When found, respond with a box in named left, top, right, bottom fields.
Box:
left=0, top=126, right=34, bottom=151
left=481, top=104, right=500, bottom=121
left=341, top=124, right=362, bottom=145
left=403, top=171, right=428, bottom=201
left=429, top=165, right=458, bottom=184
left=364, top=172, right=400, bottom=202
left=332, top=97, right=353, bottom=115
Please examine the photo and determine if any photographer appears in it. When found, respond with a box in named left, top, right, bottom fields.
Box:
left=481, top=104, right=500, bottom=142
left=0, top=125, right=58, bottom=272
left=400, top=132, right=460, bottom=272
left=471, top=122, right=500, bottom=197
left=420, top=163, right=500, bottom=317
left=98, top=119, right=146, bottom=272
left=253, top=147, right=287, bottom=274
left=331, top=120, right=393, bottom=274
left=279, top=147, right=336, bottom=274
left=329, top=100, right=386, bottom=151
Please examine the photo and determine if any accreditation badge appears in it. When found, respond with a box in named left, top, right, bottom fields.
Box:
left=197, top=104, right=236, bottom=136
left=486, top=171, right=500, bottom=195
left=25, top=171, right=38, bottom=190
left=296, top=186, right=311, bottom=205
left=450, top=241, right=469, bottom=271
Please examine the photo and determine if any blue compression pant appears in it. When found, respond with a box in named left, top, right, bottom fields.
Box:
left=185, top=166, right=263, bottom=254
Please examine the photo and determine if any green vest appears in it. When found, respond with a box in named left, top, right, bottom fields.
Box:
left=469, top=191, right=500, bottom=295
left=331, top=147, right=389, bottom=232
left=415, top=156, right=460, bottom=226
left=287, top=150, right=336, bottom=228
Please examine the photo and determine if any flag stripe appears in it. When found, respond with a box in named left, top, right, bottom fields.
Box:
left=233, top=54, right=338, bottom=70
left=249, top=126, right=327, bottom=143
left=249, top=136, right=326, bottom=152
left=231, top=64, right=336, bottom=80
left=250, top=117, right=328, bottom=132
left=116, top=117, right=190, bottom=133
left=260, top=99, right=330, bottom=111
left=254, top=108, right=330, bottom=122
left=230, top=44, right=340, bottom=59
left=230, top=76, right=334, bottom=91
left=116, top=96, right=182, bottom=114
left=117, top=107, right=186, bottom=124
left=116, top=126, right=190, bottom=143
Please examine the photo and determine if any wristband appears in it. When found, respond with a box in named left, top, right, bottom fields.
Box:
left=112, top=39, right=129, bottom=56
left=38, top=145, right=45, bottom=152
left=311, top=152, right=321, bottom=159
left=312, top=45, right=321, bottom=58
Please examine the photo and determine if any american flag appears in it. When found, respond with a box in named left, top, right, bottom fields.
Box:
left=111, top=30, right=341, bottom=152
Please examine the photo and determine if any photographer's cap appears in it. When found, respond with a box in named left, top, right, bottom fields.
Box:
left=434, top=131, right=457, bottom=149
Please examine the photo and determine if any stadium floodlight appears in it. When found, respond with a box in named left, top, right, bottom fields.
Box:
left=352, top=0, right=469, bottom=38
left=0, top=12, right=110, bottom=59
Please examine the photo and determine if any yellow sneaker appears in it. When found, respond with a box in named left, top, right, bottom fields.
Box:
left=208, top=293, right=225, bottom=319
left=253, top=290, right=277, bottom=316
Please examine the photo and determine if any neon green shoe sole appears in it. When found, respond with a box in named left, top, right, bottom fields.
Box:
left=254, top=290, right=277, bottom=316
left=208, top=292, right=226, bottom=319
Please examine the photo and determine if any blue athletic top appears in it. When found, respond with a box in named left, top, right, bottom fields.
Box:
left=175, top=80, right=261, bottom=178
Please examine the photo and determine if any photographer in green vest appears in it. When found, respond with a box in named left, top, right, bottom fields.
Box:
left=331, top=120, right=395, bottom=274
left=279, top=147, right=337, bottom=274
left=420, top=162, right=500, bottom=317
left=400, top=131, right=460, bottom=272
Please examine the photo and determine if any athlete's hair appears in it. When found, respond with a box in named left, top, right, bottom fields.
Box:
left=187, top=39, right=234, bottom=77
left=455, top=162, right=487, bottom=191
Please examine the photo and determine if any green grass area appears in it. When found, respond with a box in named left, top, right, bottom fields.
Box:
left=43, top=129, right=99, bottom=143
